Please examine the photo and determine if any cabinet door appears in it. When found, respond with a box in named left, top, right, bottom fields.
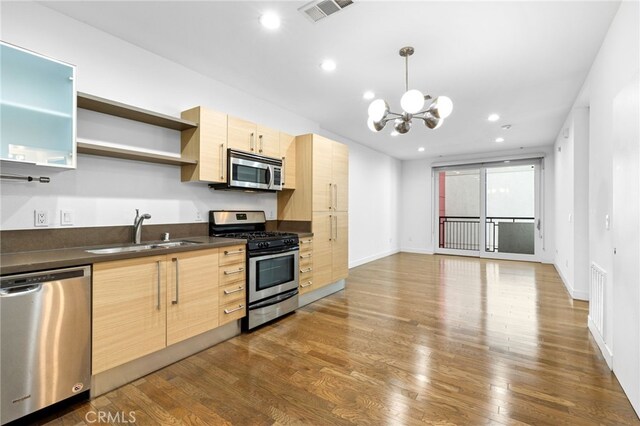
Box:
left=181, top=107, right=227, bottom=183
left=1, top=42, right=76, bottom=168
left=167, top=249, right=219, bottom=346
left=279, top=132, right=296, bottom=189
left=332, top=142, right=349, bottom=212
left=228, top=116, right=257, bottom=153
left=312, top=136, right=333, bottom=212
left=92, top=256, right=166, bottom=374
left=332, top=212, right=349, bottom=281
left=312, top=212, right=333, bottom=288
left=257, top=125, right=280, bottom=158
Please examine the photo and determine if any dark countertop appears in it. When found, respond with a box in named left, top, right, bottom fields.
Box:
left=0, top=236, right=246, bottom=276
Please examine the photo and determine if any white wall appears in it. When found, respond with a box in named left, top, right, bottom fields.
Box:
left=400, top=148, right=556, bottom=263
left=0, top=2, right=401, bottom=269
left=562, top=0, right=639, bottom=414
left=554, top=108, right=590, bottom=300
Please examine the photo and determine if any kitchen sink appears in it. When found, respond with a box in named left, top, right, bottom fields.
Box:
left=86, top=240, right=202, bottom=254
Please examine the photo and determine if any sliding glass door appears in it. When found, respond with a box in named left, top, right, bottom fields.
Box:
left=435, top=159, right=543, bottom=261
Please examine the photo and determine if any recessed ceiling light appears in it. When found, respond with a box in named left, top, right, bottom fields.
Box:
left=488, top=114, right=500, bottom=122
left=418, top=147, right=425, bottom=152
left=495, top=137, right=505, bottom=143
left=363, top=91, right=375, bottom=100
left=320, top=59, right=336, bottom=72
left=260, top=12, right=281, bottom=30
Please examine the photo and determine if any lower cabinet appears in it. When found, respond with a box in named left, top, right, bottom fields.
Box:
left=92, top=247, right=245, bottom=375
left=312, top=212, right=348, bottom=289
left=299, top=237, right=315, bottom=295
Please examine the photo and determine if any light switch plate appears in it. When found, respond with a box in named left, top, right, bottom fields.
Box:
left=61, top=210, right=74, bottom=226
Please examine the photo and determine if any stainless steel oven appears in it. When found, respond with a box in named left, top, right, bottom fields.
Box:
left=248, top=246, right=299, bottom=303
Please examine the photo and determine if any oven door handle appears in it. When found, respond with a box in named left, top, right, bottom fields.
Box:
left=249, top=288, right=299, bottom=310
left=249, top=245, right=299, bottom=257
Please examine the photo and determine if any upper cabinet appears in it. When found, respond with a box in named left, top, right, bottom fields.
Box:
left=228, top=116, right=279, bottom=158
left=0, top=42, right=76, bottom=168
left=181, top=106, right=227, bottom=183
left=280, top=132, right=296, bottom=189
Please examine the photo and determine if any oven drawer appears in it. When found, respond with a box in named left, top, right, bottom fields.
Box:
left=219, top=263, right=246, bottom=285
left=219, top=245, right=246, bottom=266
left=219, top=301, right=246, bottom=325
left=219, top=282, right=246, bottom=304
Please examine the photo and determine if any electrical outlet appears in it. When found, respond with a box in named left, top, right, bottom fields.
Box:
left=60, top=210, right=74, bottom=226
left=34, top=210, right=49, bottom=227
left=195, top=211, right=203, bottom=222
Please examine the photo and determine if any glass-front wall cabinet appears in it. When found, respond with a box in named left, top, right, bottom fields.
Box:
left=1, top=42, right=76, bottom=168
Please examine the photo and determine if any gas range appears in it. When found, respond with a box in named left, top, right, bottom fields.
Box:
left=212, top=231, right=298, bottom=251
left=209, top=210, right=300, bottom=330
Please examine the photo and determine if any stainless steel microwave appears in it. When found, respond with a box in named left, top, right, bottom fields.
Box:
left=210, top=149, right=282, bottom=192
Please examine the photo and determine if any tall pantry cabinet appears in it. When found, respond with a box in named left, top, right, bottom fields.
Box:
left=278, top=134, right=348, bottom=292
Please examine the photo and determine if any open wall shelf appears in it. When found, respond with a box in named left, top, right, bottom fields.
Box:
left=76, top=139, right=197, bottom=166
left=77, top=92, right=197, bottom=131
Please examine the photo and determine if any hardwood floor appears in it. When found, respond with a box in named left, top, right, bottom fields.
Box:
left=42, top=253, right=639, bottom=425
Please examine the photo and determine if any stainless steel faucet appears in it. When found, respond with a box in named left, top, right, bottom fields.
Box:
left=133, top=209, right=151, bottom=244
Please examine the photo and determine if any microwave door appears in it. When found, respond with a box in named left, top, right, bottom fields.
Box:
left=231, top=157, right=271, bottom=190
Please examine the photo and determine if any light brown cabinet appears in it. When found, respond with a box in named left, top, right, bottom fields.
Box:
left=299, top=237, right=315, bottom=294
left=278, top=134, right=349, bottom=292
left=166, top=249, right=219, bottom=346
left=92, top=247, right=245, bottom=374
left=180, top=106, right=227, bottom=183
left=280, top=132, right=296, bottom=189
left=228, top=116, right=280, bottom=157
left=92, top=255, right=167, bottom=374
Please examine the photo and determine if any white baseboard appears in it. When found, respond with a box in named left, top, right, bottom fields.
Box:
left=588, top=316, right=613, bottom=369
left=554, top=262, right=589, bottom=301
left=399, top=248, right=434, bottom=255
left=349, top=248, right=400, bottom=268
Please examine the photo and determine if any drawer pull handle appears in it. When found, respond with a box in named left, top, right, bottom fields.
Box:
left=300, top=267, right=313, bottom=273
left=300, top=240, right=313, bottom=244
left=224, top=305, right=244, bottom=314
left=300, top=281, right=313, bottom=288
left=224, top=267, right=245, bottom=275
left=224, top=286, right=244, bottom=295
left=300, top=253, right=312, bottom=259
left=224, top=249, right=245, bottom=256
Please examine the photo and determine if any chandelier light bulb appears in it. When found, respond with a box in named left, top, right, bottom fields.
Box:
left=400, top=89, right=425, bottom=114
left=434, top=96, right=453, bottom=119
left=423, top=111, right=442, bottom=129
left=368, top=99, right=389, bottom=122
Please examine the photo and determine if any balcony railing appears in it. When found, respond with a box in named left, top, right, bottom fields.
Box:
left=439, top=216, right=535, bottom=252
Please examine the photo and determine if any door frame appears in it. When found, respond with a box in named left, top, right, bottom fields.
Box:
left=433, top=158, right=544, bottom=262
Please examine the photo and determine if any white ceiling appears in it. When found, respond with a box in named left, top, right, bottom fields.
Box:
left=42, top=1, right=620, bottom=160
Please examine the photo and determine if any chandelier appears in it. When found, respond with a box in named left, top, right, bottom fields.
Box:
left=367, top=46, right=453, bottom=134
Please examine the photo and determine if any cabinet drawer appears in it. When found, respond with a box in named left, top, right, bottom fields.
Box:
left=219, top=282, right=246, bottom=304
left=299, top=278, right=315, bottom=294
left=300, top=268, right=313, bottom=284
left=299, top=238, right=313, bottom=252
left=219, top=263, right=246, bottom=285
left=299, top=256, right=312, bottom=271
left=219, top=301, right=246, bottom=325
left=219, top=245, right=246, bottom=266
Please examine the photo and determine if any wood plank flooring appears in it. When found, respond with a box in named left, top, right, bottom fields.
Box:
left=41, top=253, right=639, bottom=425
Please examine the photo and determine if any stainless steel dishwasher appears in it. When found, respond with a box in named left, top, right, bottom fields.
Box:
left=1, top=266, right=91, bottom=425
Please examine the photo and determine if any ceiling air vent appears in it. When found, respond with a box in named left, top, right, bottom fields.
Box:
left=299, top=0, right=354, bottom=23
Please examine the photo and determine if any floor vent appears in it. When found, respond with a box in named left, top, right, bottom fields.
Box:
left=299, top=0, right=354, bottom=23
left=589, top=262, right=606, bottom=336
